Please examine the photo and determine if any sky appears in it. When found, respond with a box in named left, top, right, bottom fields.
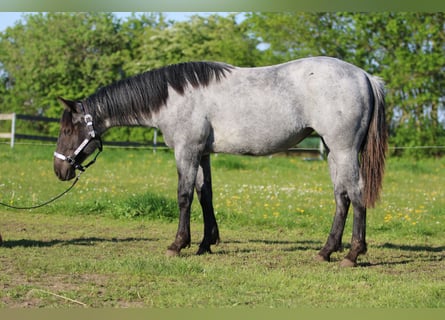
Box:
left=0, top=12, right=212, bottom=32
left=0, top=12, right=26, bottom=31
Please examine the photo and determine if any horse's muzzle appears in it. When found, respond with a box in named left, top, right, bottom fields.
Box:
left=54, top=159, right=76, bottom=181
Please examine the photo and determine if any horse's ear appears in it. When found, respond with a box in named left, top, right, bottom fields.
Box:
left=58, top=97, right=83, bottom=124
left=58, top=97, right=81, bottom=113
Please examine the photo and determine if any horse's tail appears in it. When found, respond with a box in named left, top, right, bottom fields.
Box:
left=361, top=75, right=388, bottom=208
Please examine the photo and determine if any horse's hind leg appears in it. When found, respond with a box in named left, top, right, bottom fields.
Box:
left=341, top=188, right=367, bottom=267
left=195, top=154, right=220, bottom=255
left=317, top=150, right=367, bottom=267
left=317, top=152, right=351, bottom=262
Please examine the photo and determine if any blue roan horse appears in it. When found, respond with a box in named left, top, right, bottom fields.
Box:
left=54, top=57, right=388, bottom=267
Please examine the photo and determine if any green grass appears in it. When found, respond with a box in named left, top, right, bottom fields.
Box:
left=0, top=143, right=444, bottom=308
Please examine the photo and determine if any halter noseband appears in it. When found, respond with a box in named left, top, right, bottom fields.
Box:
left=54, top=107, right=102, bottom=172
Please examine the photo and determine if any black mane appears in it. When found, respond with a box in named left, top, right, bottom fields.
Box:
left=84, top=61, right=233, bottom=125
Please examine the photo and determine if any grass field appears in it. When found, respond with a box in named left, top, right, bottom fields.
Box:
left=0, top=143, right=444, bottom=308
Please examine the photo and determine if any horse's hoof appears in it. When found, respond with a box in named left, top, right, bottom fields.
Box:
left=315, top=254, right=329, bottom=262
left=196, top=247, right=212, bottom=255
left=165, top=249, right=180, bottom=257
left=340, top=258, right=357, bottom=268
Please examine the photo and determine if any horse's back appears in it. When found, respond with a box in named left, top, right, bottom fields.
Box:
left=160, top=57, right=375, bottom=156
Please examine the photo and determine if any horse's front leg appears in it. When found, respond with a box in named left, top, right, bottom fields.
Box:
left=195, top=154, right=220, bottom=255
left=166, top=148, right=201, bottom=257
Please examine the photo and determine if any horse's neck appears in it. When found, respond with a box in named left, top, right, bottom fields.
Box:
left=93, top=103, right=154, bottom=133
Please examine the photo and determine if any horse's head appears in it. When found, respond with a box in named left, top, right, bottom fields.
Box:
left=54, top=97, right=102, bottom=181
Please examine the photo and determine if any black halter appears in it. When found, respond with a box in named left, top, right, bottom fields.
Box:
left=54, top=106, right=103, bottom=172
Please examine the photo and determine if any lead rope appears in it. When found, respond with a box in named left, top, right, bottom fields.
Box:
left=0, top=172, right=81, bottom=210
left=0, top=145, right=102, bottom=210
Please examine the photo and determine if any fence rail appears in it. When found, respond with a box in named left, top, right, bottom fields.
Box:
left=0, top=113, right=62, bottom=147
left=1, top=113, right=326, bottom=158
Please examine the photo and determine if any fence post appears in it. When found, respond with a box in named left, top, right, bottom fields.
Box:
left=153, top=128, right=158, bottom=153
left=11, top=112, right=16, bottom=148
left=319, top=137, right=326, bottom=160
left=0, top=113, right=16, bottom=148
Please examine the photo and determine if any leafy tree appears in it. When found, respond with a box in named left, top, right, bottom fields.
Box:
left=350, top=13, right=445, bottom=156
left=243, top=12, right=354, bottom=65
left=0, top=12, right=127, bottom=135
left=123, top=13, right=260, bottom=76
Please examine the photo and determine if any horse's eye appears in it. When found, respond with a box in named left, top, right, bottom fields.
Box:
left=63, top=128, right=72, bottom=136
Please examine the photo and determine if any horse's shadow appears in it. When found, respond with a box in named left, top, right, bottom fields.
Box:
left=0, top=236, right=158, bottom=248
left=2, top=237, right=443, bottom=268
left=341, top=242, right=444, bottom=267
left=209, top=239, right=322, bottom=256
left=357, top=242, right=445, bottom=267
left=377, top=242, right=445, bottom=253
left=213, top=238, right=445, bottom=267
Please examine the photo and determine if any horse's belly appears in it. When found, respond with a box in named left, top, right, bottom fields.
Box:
left=209, top=126, right=312, bottom=156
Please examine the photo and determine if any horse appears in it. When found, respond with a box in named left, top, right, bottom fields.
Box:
left=54, top=57, right=388, bottom=267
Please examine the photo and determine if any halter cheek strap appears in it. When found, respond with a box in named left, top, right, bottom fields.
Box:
left=84, top=114, right=95, bottom=138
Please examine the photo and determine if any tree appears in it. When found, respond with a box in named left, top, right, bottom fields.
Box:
left=0, top=12, right=127, bottom=135
left=243, top=12, right=354, bottom=65
left=122, top=13, right=260, bottom=76
left=350, top=13, right=445, bottom=156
